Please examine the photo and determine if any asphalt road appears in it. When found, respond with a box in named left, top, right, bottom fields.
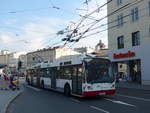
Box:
left=7, top=86, right=150, bottom=113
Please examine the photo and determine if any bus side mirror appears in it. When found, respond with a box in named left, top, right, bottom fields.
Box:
left=110, top=76, right=116, bottom=83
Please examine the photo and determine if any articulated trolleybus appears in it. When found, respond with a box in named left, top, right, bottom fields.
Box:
left=26, top=54, right=116, bottom=97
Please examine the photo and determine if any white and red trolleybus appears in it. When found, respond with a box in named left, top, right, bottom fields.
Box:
left=26, top=54, right=116, bottom=97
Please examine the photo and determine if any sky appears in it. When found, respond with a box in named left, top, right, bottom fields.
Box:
left=0, top=0, right=107, bottom=52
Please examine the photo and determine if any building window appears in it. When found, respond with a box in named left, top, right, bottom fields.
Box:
left=131, top=7, right=139, bottom=22
left=117, top=0, right=123, bottom=5
left=32, top=57, right=35, bottom=60
left=117, top=36, right=124, bottom=49
left=132, top=31, right=140, bottom=46
left=117, top=14, right=124, bottom=27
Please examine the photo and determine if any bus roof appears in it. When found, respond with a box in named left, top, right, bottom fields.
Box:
left=27, top=54, right=109, bottom=69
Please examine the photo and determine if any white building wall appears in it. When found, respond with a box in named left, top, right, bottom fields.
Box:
left=108, top=0, right=150, bottom=50
left=108, top=0, right=150, bottom=85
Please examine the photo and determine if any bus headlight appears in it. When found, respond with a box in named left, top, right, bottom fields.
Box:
left=111, top=84, right=115, bottom=88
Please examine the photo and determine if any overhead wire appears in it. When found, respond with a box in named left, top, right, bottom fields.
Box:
left=66, top=0, right=145, bottom=44
left=74, top=5, right=147, bottom=37
left=77, top=0, right=144, bottom=39
left=71, top=6, right=149, bottom=48
left=62, top=0, right=147, bottom=50
left=63, top=0, right=113, bottom=45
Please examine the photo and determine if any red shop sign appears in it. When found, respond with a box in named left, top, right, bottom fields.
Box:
left=113, top=51, right=135, bottom=59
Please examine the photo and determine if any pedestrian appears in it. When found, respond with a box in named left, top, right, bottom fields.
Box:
left=0, top=74, right=2, bottom=89
left=3, top=73, right=9, bottom=90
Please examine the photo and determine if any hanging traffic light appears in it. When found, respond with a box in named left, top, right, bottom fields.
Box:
left=18, top=61, right=22, bottom=70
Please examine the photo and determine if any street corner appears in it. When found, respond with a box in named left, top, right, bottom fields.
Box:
left=0, top=88, right=23, bottom=113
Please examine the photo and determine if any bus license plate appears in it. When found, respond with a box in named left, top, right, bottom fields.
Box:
left=99, top=92, right=106, bottom=96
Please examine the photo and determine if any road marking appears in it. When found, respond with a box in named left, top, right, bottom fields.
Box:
left=90, top=106, right=110, bottom=113
left=26, top=86, right=41, bottom=91
left=105, top=98, right=136, bottom=107
left=116, top=94, right=150, bottom=102
left=70, top=98, right=81, bottom=103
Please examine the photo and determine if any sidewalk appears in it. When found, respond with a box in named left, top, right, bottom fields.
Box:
left=116, top=81, right=150, bottom=90
left=0, top=89, right=22, bottom=113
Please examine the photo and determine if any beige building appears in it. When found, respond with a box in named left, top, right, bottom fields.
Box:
left=0, top=51, right=17, bottom=67
left=0, top=50, right=10, bottom=55
left=19, top=54, right=27, bottom=68
left=27, top=46, right=79, bottom=67
left=108, top=0, right=150, bottom=85
left=0, top=50, right=21, bottom=75
left=0, top=50, right=11, bottom=65
left=0, top=54, right=10, bottom=65
left=18, top=54, right=27, bottom=74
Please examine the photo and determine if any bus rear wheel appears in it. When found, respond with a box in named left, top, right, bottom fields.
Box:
left=64, top=85, right=71, bottom=96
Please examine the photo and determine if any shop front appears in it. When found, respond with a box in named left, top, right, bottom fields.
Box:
left=112, top=59, right=141, bottom=84
left=109, top=45, right=150, bottom=85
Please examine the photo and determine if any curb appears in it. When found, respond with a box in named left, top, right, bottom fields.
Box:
left=116, top=86, right=150, bottom=91
left=2, top=91, right=23, bottom=113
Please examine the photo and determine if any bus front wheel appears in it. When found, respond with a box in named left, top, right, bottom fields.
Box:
left=64, top=84, right=71, bottom=96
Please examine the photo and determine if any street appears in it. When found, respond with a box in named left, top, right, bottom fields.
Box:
left=7, top=86, right=150, bottom=113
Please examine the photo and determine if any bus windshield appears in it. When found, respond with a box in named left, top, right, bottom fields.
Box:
left=86, top=58, right=114, bottom=83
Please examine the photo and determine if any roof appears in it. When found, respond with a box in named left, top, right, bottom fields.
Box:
left=27, top=54, right=109, bottom=69
left=27, top=46, right=62, bottom=55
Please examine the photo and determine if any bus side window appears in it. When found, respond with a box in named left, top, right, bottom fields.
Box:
left=58, top=67, right=72, bottom=79
left=72, top=67, right=77, bottom=76
left=51, top=67, right=57, bottom=78
left=39, top=69, right=44, bottom=77
left=43, top=68, right=50, bottom=77
left=47, top=68, right=51, bottom=78
left=64, top=67, right=72, bottom=79
left=57, top=68, right=63, bottom=79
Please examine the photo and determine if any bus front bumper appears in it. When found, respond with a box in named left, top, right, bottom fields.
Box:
left=83, top=89, right=116, bottom=97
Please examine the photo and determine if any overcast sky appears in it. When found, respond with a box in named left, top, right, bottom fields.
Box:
left=0, top=0, right=107, bottom=52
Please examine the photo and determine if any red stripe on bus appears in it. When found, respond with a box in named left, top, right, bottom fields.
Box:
left=83, top=90, right=116, bottom=97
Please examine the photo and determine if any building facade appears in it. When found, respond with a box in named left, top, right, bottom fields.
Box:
left=108, top=0, right=150, bottom=85
left=18, top=54, right=27, bottom=75
left=0, top=50, right=23, bottom=75
left=74, top=47, right=95, bottom=54
left=19, top=54, right=27, bottom=68
left=27, top=46, right=79, bottom=67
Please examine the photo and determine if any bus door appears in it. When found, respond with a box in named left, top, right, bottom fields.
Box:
left=51, top=68, right=57, bottom=89
left=72, top=67, right=82, bottom=95
left=36, top=69, right=41, bottom=87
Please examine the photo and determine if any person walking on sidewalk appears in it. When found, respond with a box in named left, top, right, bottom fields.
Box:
left=3, top=73, right=9, bottom=90
left=0, top=74, right=3, bottom=89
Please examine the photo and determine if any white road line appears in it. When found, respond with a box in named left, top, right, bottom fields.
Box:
left=105, top=98, right=136, bottom=107
left=26, top=86, right=41, bottom=91
left=70, top=98, right=81, bottom=103
left=90, top=106, right=110, bottom=113
left=116, top=94, right=150, bottom=102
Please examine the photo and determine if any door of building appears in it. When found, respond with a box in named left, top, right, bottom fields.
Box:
left=129, top=60, right=141, bottom=84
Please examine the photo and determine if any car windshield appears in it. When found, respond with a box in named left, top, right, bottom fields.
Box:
left=86, top=58, right=114, bottom=83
